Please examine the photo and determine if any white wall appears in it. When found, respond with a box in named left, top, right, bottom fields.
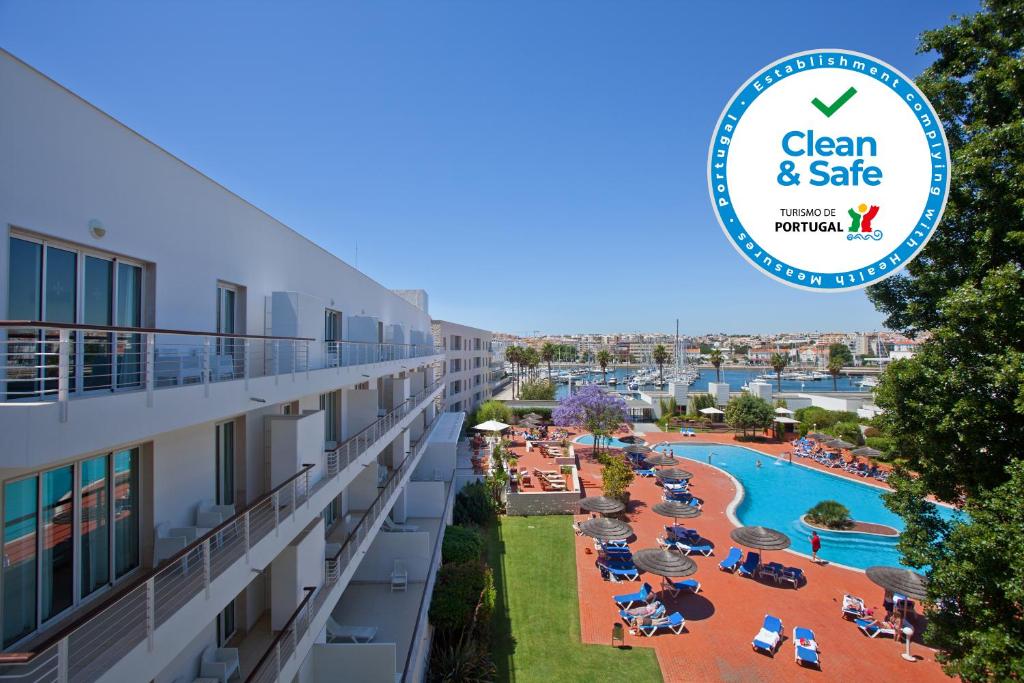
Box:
left=405, top=481, right=446, bottom=518
left=353, top=529, right=431, bottom=583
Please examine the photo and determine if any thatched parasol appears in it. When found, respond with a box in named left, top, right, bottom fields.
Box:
left=623, top=444, right=652, bottom=455
left=644, top=452, right=679, bottom=467
left=631, top=548, right=697, bottom=578
left=852, top=446, right=883, bottom=458
left=729, top=526, right=791, bottom=551
left=826, top=438, right=856, bottom=450
left=579, top=496, right=626, bottom=515
left=808, top=432, right=831, bottom=441
left=651, top=500, right=702, bottom=524
left=655, top=467, right=694, bottom=481
left=578, top=517, right=633, bottom=542
left=865, top=566, right=928, bottom=601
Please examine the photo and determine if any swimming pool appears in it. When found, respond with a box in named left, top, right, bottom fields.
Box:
left=574, top=436, right=958, bottom=570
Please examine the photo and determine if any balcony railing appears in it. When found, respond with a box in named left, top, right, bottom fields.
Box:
left=245, top=409, right=444, bottom=683
left=0, top=464, right=316, bottom=683
left=0, top=382, right=444, bottom=683
left=0, top=321, right=439, bottom=414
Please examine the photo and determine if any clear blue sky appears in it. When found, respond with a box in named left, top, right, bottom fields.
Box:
left=0, top=1, right=979, bottom=335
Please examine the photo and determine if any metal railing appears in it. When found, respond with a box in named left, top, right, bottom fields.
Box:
left=0, top=381, right=444, bottom=683
left=0, top=322, right=439, bottom=415
left=326, top=378, right=443, bottom=478
left=0, top=464, right=316, bottom=683
left=246, top=407, right=444, bottom=683
left=244, top=587, right=317, bottom=683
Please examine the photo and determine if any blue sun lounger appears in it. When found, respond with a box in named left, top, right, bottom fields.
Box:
left=661, top=577, right=701, bottom=596
left=752, top=614, right=783, bottom=655
left=597, top=560, right=640, bottom=582
left=737, top=551, right=761, bottom=577
left=613, top=582, right=655, bottom=609
left=634, top=468, right=656, bottom=478
left=781, top=567, right=805, bottom=589
left=637, top=611, right=685, bottom=636
left=619, top=601, right=665, bottom=625
left=718, top=546, right=743, bottom=572
left=793, top=627, right=820, bottom=667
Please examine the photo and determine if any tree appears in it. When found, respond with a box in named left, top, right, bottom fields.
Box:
left=709, top=349, right=723, bottom=382
left=518, top=379, right=556, bottom=400
left=862, top=3, right=1024, bottom=678
left=652, top=344, right=669, bottom=384
left=523, top=347, right=540, bottom=381
left=770, top=352, right=788, bottom=391
left=541, top=342, right=556, bottom=379
left=805, top=500, right=853, bottom=530
left=828, top=343, right=853, bottom=367
left=473, top=400, right=512, bottom=427
left=552, top=385, right=628, bottom=457
left=601, top=457, right=635, bottom=501
left=505, top=346, right=520, bottom=398
left=596, top=349, right=612, bottom=385
left=724, top=393, right=773, bottom=437
left=827, top=356, right=844, bottom=391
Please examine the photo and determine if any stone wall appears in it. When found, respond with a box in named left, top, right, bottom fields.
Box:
left=505, top=465, right=581, bottom=516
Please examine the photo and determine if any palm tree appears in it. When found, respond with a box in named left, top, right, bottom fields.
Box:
left=525, top=347, right=540, bottom=381
left=506, top=346, right=521, bottom=398
left=652, top=344, right=669, bottom=384
left=541, top=342, right=556, bottom=381
left=828, top=356, right=844, bottom=391
left=709, top=349, right=723, bottom=382
left=596, top=349, right=612, bottom=386
left=770, top=352, right=788, bottom=392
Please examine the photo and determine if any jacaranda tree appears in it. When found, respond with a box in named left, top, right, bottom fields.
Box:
left=552, top=385, right=628, bottom=456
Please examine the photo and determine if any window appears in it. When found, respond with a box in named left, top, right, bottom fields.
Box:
left=216, top=421, right=235, bottom=506
left=2, top=448, right=141, bottom=646
left=322, top=495, right=340, bottom=530
left=5, top=235, right=146, bottom=398
left=320, top=391, right=339, bottom=444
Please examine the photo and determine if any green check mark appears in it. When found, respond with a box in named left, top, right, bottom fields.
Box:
left=811, top=87, right=857, bottom=117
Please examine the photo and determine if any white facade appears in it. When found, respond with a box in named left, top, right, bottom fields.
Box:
left=0, top=50, right=462, bottom=683
left=431, top=320, right=493, bottom=414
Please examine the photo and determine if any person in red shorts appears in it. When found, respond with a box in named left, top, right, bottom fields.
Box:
left=811, top=531, right=822, bottom=562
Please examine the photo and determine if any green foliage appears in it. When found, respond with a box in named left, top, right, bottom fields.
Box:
left=724, top=393, right=773, bottom=436
left=454, top=481, right=495, bottom=527
left=827, top=343, right=854, bottom=366
left=511, top=407, right=552, bottom=419
left=831, top=421, right=865, bottom=446
left=428, top=627, right=496, bottom=683
left=862, top=3, right=1024, bottom=677
left=518, top=379, right=556, bottom=400
left=709, top=349, right=724, bottom=381
left=688, top=393, right=717, bottom=416
left=472, top=400, right=512, bottom=428
left=733, top=344, right=751, bottom=355
left=805, top=500, right=853, bottom=529
left=864, top=436, right=895, bottom=459
left=793, top=406, right=859, bottom=431
left=442, top=525, right=485, bottom=565
left=601, top=457, right=635, bottom=500
left=429, top=561, right=491, bottom=633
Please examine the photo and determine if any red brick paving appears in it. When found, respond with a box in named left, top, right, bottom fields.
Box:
left=571, top=430, right=952, bottom=682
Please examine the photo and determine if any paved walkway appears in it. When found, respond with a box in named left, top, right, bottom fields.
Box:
left=572, top=431, right=951, bottom=682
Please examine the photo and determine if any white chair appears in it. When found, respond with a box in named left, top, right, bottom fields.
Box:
left=390, top=560, right=408, bottom=592
left=154, top=522, right=191, bottom=565
left=196, top=500, right=235, bottom=529
left=326, top=617, right=377, bottom=643
left=199, top=645, right=239, bottom=683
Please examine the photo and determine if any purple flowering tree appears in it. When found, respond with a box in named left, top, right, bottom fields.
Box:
left=552, top=385, right=629, bottom=456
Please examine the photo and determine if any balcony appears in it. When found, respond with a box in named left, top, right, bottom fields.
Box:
left=0, top=381, right=444, bottom=683
left=237, top=411, right=447, bottom=683
left=0, top=322, right=443, bottom=465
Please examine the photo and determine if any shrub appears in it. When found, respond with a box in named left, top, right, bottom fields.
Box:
left=794, top=407, right=859, bottom=431
left=829, top=421, right=865, bottom=446
left=519, top=379, right=556, bottom=400
left=806, top=500, right=853, bottom=529
left=453, top=481, right=494, bottom=526
left=688, top=393, right=717, bottom=416
left=602, top=457, right=635, bottom=500
left=428, top=627, right=496, bottom=683
left=442, top=525, right=484, bottom=565
left=429, top=561, right=489, bottom=633
left=471, top=400, right=512, bottom=427
left=724, top=393, right=774, bottom=436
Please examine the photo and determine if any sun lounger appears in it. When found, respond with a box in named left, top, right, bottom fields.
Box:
left=752, top=614, right=784, bottom=655
left=718, top=546, right=743, bottom=572
left=381, top=518, right=419, bottom=533
left=665, top=525, right=699, bottom=541
left=326, top=618, right=378, bottom=643
left=634, top=468, right=656, bottom=478
left=855, top=618, right=898, bottom=639
left=780, top=567, right=805, bottom=589
left=613, top=582, right=656, bottom=609
left=597, top=560, right=640, bottom=582
left=737, top=551, right=761, bottom=577
left=637, top=611, right=685, bottom=636
left=842, top=594, right=866, bottom=619
left=793, top=627, right=819, bottom=667
left=758, top=561, right=783, bottom=582
left=661, top=577, right=701, bottom=596
left=679, top=543, right=713, bottom=556
left=619, top=601, right=665, bottom=625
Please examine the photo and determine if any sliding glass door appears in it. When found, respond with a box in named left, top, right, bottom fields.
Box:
left=216, top=422, right=235, bottom=507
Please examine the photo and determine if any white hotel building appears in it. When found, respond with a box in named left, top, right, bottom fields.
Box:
left=431, top=321, right=493, bottom=415
left=0, top=50, right=469, bottom=683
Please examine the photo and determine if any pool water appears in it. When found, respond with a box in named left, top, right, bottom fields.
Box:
left=573, top=436, right=958, bottom=570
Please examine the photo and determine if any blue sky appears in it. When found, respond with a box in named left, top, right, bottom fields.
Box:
left=0, top=1, right=979, bottom=335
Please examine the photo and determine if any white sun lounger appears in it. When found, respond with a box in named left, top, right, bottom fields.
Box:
left=327, top=617, right=378, bottom=643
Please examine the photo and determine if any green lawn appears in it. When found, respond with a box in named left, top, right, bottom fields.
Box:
left=487, top=516, right=663, bottom=682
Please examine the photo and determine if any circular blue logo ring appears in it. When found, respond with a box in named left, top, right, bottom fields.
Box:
left=707, top=49, right=950, bottom=292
